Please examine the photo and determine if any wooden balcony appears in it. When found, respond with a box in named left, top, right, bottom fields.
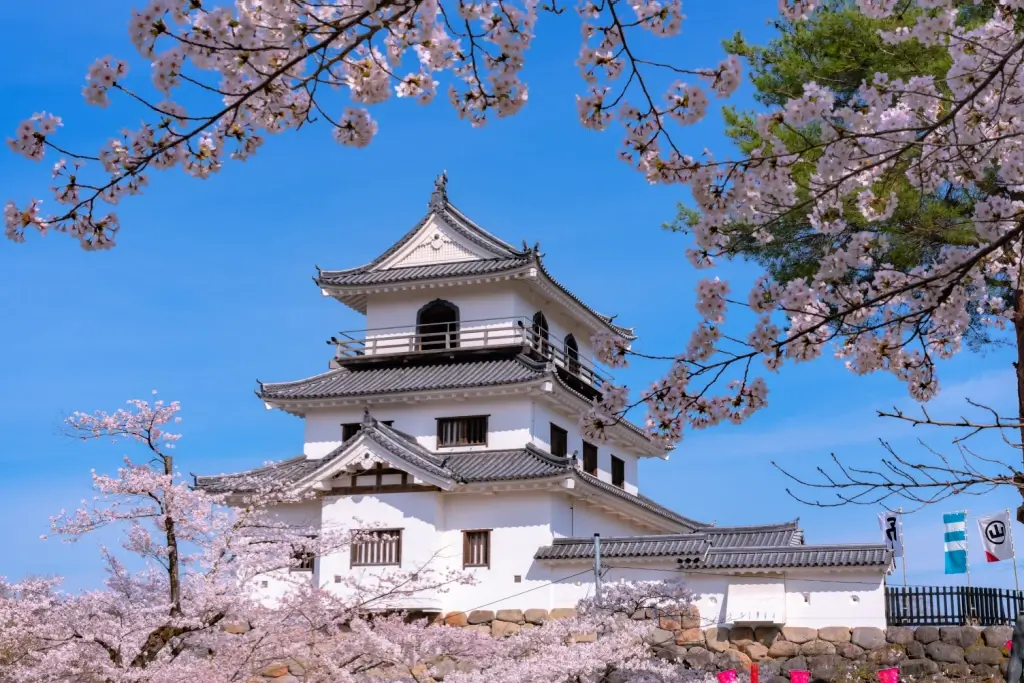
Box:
left=327, top=317, right=612, bottom=390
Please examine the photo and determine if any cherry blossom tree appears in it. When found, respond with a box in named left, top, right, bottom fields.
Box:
left=10, top=0, right=1024, bottom=498
left=0, top=395, right=700, bottom=683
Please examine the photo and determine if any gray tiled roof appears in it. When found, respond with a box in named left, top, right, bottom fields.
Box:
left=192, top=455, right=323, bottom=494
left=534, top=535, right=892, bottom=570
left=444, top=444, right=573, bottom=481
left=259, top=355, right=547, bottom=401
left=314, top=191, right=635, bottom=340
left=704, top=521, right=803, bottom=549
left=702, top=545, right=892, bottom=569
left=195, top=419, right=694, bottom=529
left=316, top=257, right=529, bottom=287
left=535, top=535, right=711, bottom=560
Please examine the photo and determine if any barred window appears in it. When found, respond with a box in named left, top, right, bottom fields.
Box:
left=436, top=416, right=488, bottom=447
left=351, top=529, right=402, bottom=567
left=463, top=530, right=491, bottom=568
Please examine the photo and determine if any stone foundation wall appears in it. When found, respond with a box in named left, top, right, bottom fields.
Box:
left=255, top=606, right=1015, bottom=683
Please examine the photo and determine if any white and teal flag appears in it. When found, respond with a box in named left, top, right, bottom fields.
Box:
left=944, top=511, right=968, bottom=575
left=976, top=510, right=1015, bottom=563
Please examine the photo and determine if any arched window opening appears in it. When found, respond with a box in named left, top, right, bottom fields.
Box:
left=417, top=300, right=459, bottom=350
left=564, top=334, right=580, bottom=375
left=531, top=311, right=550, bottom=358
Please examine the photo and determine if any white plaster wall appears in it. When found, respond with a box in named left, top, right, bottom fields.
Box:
left=362, top=285, right=523, bottom=354
left=248, top=502, right=322, bottom=604
left=303, top=397, right=533, bottom=457
left=319, top=491, right=447, bottom=611
left=439, top=491, right=567, bottom=611
left=529, top=565, right=885, bottom=629
left=531, top=401, right=640, bottom=494
left=549, top=495, right=652, bottom=539
left=510, top=284, right=598, bottom=365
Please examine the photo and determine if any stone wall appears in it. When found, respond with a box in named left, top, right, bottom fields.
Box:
left=255, top=606, right=1014, bottom=683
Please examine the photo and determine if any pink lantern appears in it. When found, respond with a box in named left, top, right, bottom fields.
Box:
left=877, top=668, right=898, bottom=683
left=790, top=671, right=810, bottom=683
left=718, top=670, right=738, bottom=683
left=1008, top=640, right=1014, bottom=652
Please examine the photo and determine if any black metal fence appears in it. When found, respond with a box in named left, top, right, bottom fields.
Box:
left=886, top=586, right=1024, bottom=626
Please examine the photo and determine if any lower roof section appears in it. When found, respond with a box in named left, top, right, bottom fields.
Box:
left=534, top=524, right=892, bottom=571
left=193, top=414, right=703, bottom=530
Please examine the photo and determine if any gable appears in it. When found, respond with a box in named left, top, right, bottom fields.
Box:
left=375, top=214, right=500, bottom=270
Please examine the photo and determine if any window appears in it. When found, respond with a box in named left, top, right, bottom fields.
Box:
left=611, top=455, right=625, bottom=488
left=463, top=530, right=491, bottom=568
left=342, top=420, right=393, bottom=442
left=417, top=299, right=460, bottom=350
left=531, top=311, right=550, bottom=357
left=550, top=423, right=568, bottom=458
left=292, top=537, right=315, bottom=571
left=564, top=334, right=580, bottom=375
left=437, top=416, right=488, bottom=447
left=351, top=529, right=403, bottom=567
left=582, top=441, right=598, bottom=476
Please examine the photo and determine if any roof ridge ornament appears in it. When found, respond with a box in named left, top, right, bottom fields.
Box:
left=428, top=171, right=448, bottom=211
left=362, top=406, right=374, bottom=427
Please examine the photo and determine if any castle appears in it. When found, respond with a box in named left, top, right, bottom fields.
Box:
left=195, top=175, right=891, bottom=628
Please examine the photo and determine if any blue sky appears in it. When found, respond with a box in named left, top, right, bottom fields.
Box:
left=1, top=1, right=1021, bottom=594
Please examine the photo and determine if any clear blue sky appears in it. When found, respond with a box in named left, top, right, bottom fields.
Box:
left=1, top=1, right=1021, bottom=594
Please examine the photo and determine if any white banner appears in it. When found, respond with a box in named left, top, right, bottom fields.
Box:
left=977, top=510, right=1015, bottom=563
left=878, top=511, right=904, bottom=558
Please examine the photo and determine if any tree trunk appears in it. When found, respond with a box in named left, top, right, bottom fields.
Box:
left=163, top=454, right=182, bottom=617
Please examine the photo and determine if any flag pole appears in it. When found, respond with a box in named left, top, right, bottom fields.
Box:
left=1009, top=508, right=1021, bottom=596
left=899, top=507, right=908, bottom=591
left=966, top=509, right=972, bottom=590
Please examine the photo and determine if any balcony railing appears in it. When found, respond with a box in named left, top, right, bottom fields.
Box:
left=328, top=316, right=611, bottom=389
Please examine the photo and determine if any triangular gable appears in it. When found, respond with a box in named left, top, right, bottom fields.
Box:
left=290, top=429, right=456, bottom=494
left=375, top=213, right=500, bottom=270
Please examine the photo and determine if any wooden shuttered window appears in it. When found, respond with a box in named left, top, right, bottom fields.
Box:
left=436, top=416, right=488, bottom=447
left=463, top=530, right=491, bottom=568
left=342, top=420, right=394, bottom=442
left=611, top=455, right=625, bottom=488
left=582, top=441, right=598, bottom=476
left=550, top=423, right=568, bottom=458
left=351, top=529, right=403, bottom=567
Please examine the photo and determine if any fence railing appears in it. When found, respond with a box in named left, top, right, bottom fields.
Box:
left=886, top=585, right=1023, bottom=626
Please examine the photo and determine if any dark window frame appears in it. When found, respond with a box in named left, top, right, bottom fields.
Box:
left=531, top=311, right=551, bottom=357
left=342, top=420, right=393, bottom=442
left=582, top=441, right=598, bottom=476
left=462, top=529, right=491, bottom=568
left=416, top=299, right=460, bottom=350
left=436, top=415, right=489, bottom=448
left=292, top=536, right=316, bottom=572
left=550, top=423, right=568, bottom=458
left=564, top=334, right=580, bottom=375
left=611, top=455, right=625, bottom=488
left=351, top=528, right=403, bottom=567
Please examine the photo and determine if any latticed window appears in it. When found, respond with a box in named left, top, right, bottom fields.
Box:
left=351, top=529, right=402, bottom=567
left=463, top=530, right=491, bottom=568
left=436, top=416, right=488, bottom=447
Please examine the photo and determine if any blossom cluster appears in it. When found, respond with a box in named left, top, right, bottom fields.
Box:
left=0, top=397, right=702, bottom=683
left=578, top=0, right=1024, bottom=448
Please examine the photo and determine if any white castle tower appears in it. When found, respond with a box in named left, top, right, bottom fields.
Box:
left=196, top=175, right=891, bottom=628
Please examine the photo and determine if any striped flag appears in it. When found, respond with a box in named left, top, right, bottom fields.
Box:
left=944, top=511, right=968, bottom=575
